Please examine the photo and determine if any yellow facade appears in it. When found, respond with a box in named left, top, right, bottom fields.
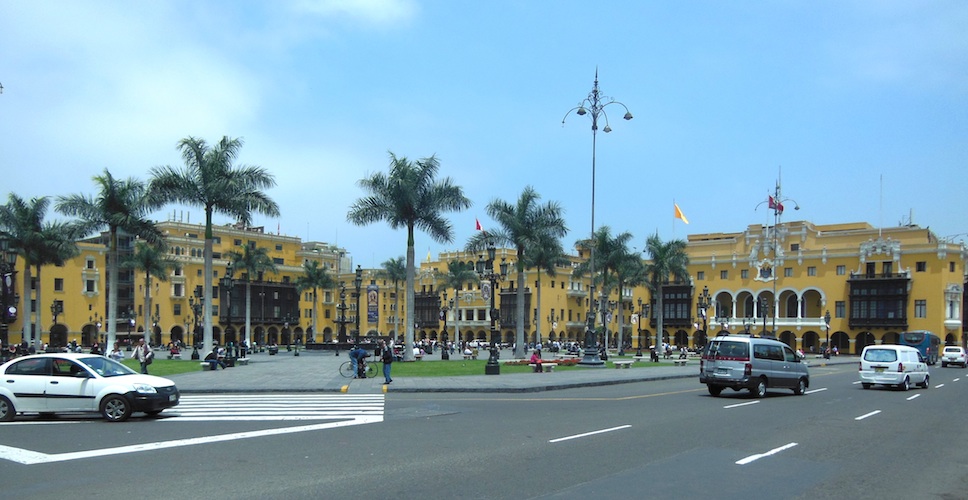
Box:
left=2, top=219, right=964, bottom=356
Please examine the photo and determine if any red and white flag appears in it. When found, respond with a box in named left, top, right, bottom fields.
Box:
left=475, top=218, right=483, bottom=231
left=768, top=195, right=784, bottom=214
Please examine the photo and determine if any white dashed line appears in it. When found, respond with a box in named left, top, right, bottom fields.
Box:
left=855, top=410, right=881, bottom=421
left=736, top=442, right=798, bottom=465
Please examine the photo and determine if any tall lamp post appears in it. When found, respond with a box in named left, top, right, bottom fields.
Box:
left=696, top=286, right=710, bottom=348
left=563, top=69, right=632, bottom=367
left=220, top=262, right=234, bottom=348
left=440, top=290, right=450, bottom=360
left=1, top=235, right=19, bottom=348
left=335, top=282, right=348, bottom=356
left=49, top=300, right=62, bottom=347
left=635, top=298, right=650, bottom=357
left=760, top=296, right=769, bottom=336
left=755, top=177, right=800, bottom=337
left=743, top=315, right=753, bottom=335
left=354, top=265, right=363, bottom=346
left=824, top=310, right=831, bottom=360
left=189, top=293, right=202, bottom=359
left=717, top=315, right=729, bottom=336
left=476, top=242, right=508, bottom=375
left=127, top=307, right=136, bottom=348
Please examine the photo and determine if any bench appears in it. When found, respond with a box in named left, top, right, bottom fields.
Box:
left=236, top=357, right=250, bottom=366
left=673, top=359, right=689, bottom=367
left=200, top=362, right=213, bottom=371
left=415, top=354, right=424, bottom=361
left=613, top=360, right=634, bottom=369
left=633, top=356, right=649, bottom=363
left=529, top=363, right=558, bottom=372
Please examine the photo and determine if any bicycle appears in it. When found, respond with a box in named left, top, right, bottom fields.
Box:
left=340, top=356, right=376, bottom=378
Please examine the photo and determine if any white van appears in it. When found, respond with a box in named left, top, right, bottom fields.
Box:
left=859, top=345, right=929, bottom=391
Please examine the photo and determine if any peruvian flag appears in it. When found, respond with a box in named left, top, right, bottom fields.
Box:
left=475, top=218, right=483, bottom=231
left=768, top=195, right=784, bottom=214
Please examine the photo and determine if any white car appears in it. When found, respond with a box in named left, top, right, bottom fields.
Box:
left=940, top=346, right=968, bottom=368
left=859, top=345, right=929, bottom=391
left=0, top=353, right=180, bottom=422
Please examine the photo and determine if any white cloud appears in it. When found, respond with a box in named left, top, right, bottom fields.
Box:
left=289, top=0, right=417, bottom=27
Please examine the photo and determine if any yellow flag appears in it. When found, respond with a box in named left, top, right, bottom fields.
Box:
left=426, top=248, right=432, bottom=262
left=674, top=203, right=689, bottom=224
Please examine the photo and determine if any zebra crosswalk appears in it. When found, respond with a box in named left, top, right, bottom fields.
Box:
left=164, top=394, right=385, bottom=422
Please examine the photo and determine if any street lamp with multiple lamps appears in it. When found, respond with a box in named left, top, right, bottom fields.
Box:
left=760, top=296, right=769, bottom=336
left=220, top=262, right=235, bottom=348
left=563, top=69, right=632, bottom=367
left=743, top=315, right=754, bottom=335
left=824, top=310, right=832, bottom=359
left=696, top=286, right=711, bottom=348
left=440, top=290, right=450, bottom=360
left=717, top=315, right=729, bottom=336
left=335, top=282, right=348, bottom=355
left=354, top=265, right=363, bottom=346
left=476, top=242, right=508, bottom=375
left=755, top=178, right=800, bottom=337
left=1, top=235, right=19, bottom=347
left=635, top=298, right=650, bottom=357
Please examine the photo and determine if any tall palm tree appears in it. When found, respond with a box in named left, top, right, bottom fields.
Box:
left=149, top=136, right=279, bottom=354
left=614, top=249, right=645, bottom=355
left=122, top=241, right=176, bottom=345
left=347, top=153, right=471, bottom=361
left=0, top=195, right=80, bottom=349
left=440, top=259, right=479, bottom=345
left=643, top=233, right=690, bottom=351
left=522, top=232, right=569, bottom=348
left=375, top=256, right=406, bottom=344
left=226, top=245, right=277, bottom=348
left=573, top=226, right=634, bottom=350
left=294, top=259, right=334, bottom=343
left=56, top=169, right=162, bottom=352
left=466, top=186, right=567, bottom=359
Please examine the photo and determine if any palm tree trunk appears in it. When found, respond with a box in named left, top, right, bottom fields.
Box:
left=106, top=227, right=119, bottom=352
left=21, top=262, right=32, bottom=348
left=404, top=226, right=415, bottom=361
left=452, top=286, right=460, bottom=346
left=617, top=279, right=625, bottom=355
left=143, top=271, right=152, bottom=345
left=394, top=281, right=400, bottom=345
left=535, top=277, right=542, bottom=350
left=34, top=265, right=42, bottom=350
left=514, top=265, right=525, bottom=359
left=203, top=209, right=214, bottom=353
left=311, top=288, right=318, bottom=343
left=244, top=280, right=252, bottom=347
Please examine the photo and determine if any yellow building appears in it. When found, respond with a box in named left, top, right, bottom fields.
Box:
left=2, top=219, right=964, bottom=357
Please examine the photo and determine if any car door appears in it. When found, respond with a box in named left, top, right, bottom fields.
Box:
left=776, top=345, right=802, bottom=388
left=2, top=357, right=52, bottom=412
left=914, top=351, right=929, bottom=384
left=751, top=344, right=776, bottom=385
left=45, top=358, right=98, bottom=412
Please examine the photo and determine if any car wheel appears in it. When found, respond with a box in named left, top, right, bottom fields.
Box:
left=793, top=378, right=806, bottom=395
left=862, top=383, right=872, bottom=389
left=707, top=384, right=723, bottom=397
left=100, top=395, right=132, bottom=422
left=0, top=395, right=15, bottom=422
left=942, top=362, right=948, bottom=368
left=899, top=377, right=910, bottom=391
left=750, top=377, right=767, bottom=398
left=919, top=375, right=930, bottom=389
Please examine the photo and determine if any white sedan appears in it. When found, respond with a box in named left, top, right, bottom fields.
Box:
left=0, top=353, right=180, bottom=422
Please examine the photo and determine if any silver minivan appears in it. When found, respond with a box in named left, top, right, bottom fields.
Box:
left=700, top=335, right=809, bottom=397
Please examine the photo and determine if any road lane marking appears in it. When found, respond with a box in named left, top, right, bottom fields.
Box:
left=906, top=394, right=920, bottom=401
left=935, top=384, right=945, bottom=388
left=953, top=378, right=961, bottom=382
left=855, top=410, right=881, bottom=421
left=0, top=415, right=383, bottom=465
left=736, top=442, right=798, bottom=465
left=723, top=401, right=759, bottom=409
left=549, top=425, right=630, bottom=443
left=805, top=388, right=827, bottom=394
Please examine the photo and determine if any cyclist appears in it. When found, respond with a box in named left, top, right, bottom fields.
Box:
left=349, top=345, right=368, bottom=379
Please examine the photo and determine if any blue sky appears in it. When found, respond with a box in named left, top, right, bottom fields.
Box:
left=1, top=1, right=966, bottom=268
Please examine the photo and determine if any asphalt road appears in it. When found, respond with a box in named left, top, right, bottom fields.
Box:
left=2, top=363, right=968, bottom=499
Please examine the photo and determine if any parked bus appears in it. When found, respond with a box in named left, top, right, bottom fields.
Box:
left=899, top=330, right=941, bottom=365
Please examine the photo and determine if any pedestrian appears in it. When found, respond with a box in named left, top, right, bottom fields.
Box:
left=349, top=345, right=367, bottom=378
left=204, top=349, right=226, bottom=370
left=131, top=338, right=153, bottom=374
left=530, top=349, right=544, bottom=373
left=381, top=340, right=393, bottom=384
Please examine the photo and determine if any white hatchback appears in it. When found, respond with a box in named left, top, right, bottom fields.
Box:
left=940, top=346, right=968, bottom=368
left=859, top=345, right=929, bottom=391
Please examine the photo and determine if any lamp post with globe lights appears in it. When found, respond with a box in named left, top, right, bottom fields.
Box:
left=476, top=242, right=508, bottom=375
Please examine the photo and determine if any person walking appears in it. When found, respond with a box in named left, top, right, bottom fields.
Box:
left=349, top=345, right=368, bottom=378
left=131, top=338, right=153, bottom=374
left=381, top=340, right=393, bottom=384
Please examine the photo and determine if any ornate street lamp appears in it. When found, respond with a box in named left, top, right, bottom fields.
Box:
left=220, top=262, right=235, bottom=348
left=824, top=310, right=831, bottom=360
left=635, top=298, right=650, bottom=357
left=335, top=282, right=348, bottom=356
left=563, top=69, right=632, bottom=367
left=0, top=234, right=18, bottom=347
left=743, top=315, right=754, bottom=335
left=440, top=290, right=450, bottom=360
left=476, top=242, right=508, bottom=375
left=760, top=296, right=769, bottom=336
left=716, top=315, right=729, bottom=336
left=696, top=286, right=710, bottom=348
left=354, top=265, right=363, bottom=346
left=755, top=176, right=800, bottom=337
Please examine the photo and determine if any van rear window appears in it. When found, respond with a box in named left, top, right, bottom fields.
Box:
left=708, top=341, right=749, bottom=361
left=864, top=349, right=898, bottom=363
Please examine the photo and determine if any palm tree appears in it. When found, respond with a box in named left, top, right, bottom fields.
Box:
left=122, top=241, right=176, bottom=345
left=375, top=256, right=406, bottom=344
left=294, top=259, right=334, bottom=343
left=440, top=259, right=479, bottom=345
left=643, top=233, right=690, bottom=352
left=149, top=136, right=279, bottom=354
left=522, top=232, right=569, bottom=348
left=466, top=186, right=567, bottom=359
left=573, top=226, right=634, bottom=352
left=347, top=153, right=471, bottom=361
left=614, top=249, right=645, bottom=355
left=0, top=195, right=79, bottom=350
left=226, top=245, right=277, bottom=348
left=56, top=169, right=162, bottom=352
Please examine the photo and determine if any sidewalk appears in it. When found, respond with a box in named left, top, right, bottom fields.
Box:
left=168, top=349, right=856, bottom=394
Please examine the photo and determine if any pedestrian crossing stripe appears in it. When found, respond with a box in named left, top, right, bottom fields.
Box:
left=164, top=394, right=384, bottom=422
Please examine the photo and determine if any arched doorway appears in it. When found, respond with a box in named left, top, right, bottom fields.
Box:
left=674, top=330, right=689, bottom=347
left=49, top=323, right=68, bottom=348
left=802, top=331, right=820, bottom=354
left=779, top=330, right=796, bottom=348
left=169, top=326, right=184, bottom=345
left=322, top=327, right=333, bottom=343
left=855, top=331, right=876, bottom=354
left=831, top=331, right=850, bottom=354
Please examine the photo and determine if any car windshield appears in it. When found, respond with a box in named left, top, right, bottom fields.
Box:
left=864, top=349, right=898, bottom=363
left=79, top=356, right=137, bottom=377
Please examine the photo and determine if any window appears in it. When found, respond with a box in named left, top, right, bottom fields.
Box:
left=951, top=262, right=957, bottom=272
left=741, top=269, right=749, bottom=279
left=54, top=278, right=64, bottom=292
left=807, top=267, right=816, bottom=277
left=234, top=239, right=242, bottom=246
left=86, top=258, right=95, bottom=270
left=836, top=265, right=846, bottom=275
left=86, top=280, right=96, bottom=293
left=173, top=283, right=184, bottom=297
left=882, top=262, right=893, bottom=275
left=276, top=244, right=283, bottom=251
left=273, top=258, right=284, bottom=265
left=720, top=270, right=728, bottom=280
left=784, top=267, right=793, bottom=277
left=173, top=303, right=182, bottom=316
left=835, top=301, right=845, bottom=318
left=916, top=261, right=926, bottom=272
left=914, top=300, right=927, bottom=318
left=790, top=243, right=799, bottom=251
left=697, top=271, right=705, bottom=280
